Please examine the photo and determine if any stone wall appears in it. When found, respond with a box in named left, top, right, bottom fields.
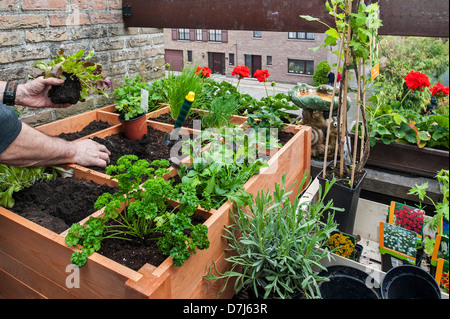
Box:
left=0, top=0, right=164, bottom=126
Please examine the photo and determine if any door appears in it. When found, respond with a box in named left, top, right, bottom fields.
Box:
left=251, top=55, right=262, bottom=77
left=245, top=54, right=262, bottom=77
left=164, top=49, right=183, bottom=72
left=209, top=52, right=225, bottom=75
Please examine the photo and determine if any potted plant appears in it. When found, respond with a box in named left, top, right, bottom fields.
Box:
left=324, top=230, right=363, bottom=262
left=435, top=258, right=449, bottom=296
left=34, top=49, right=111, bottom=104
left=301, top=0, right=382, bottom=235
left=379, top=221, right=422, bottom=272
left=409, top=169, right=449, bottom=272
left=113, top=75, right=151, bottom=140
left=205, top=173, right=341, bottom=299
left=387, top=201, right=425, bottom=235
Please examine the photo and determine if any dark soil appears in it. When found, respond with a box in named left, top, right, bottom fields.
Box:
left=10, top=176, right=117, bottom=234
left=98, top=214, right=206, bottom=270
left=86, top=125, right=175, bottom=174
left=153, top=112, right=201, bottom=128
left=323, top=162, right=366, bottom=188
left=57, top=120, right=111, bottom=141
left=49, top=72, right=82, bottom=104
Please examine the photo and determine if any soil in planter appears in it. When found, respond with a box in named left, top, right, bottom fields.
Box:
left=86, top=125, right=181, bottom=174
left=10, top=177, right=117, bottom=234
left=153, top=112, right=201, bottom=128
left=57, top=120, right=111, bottom=141
left=322, top=162, right=366, bottom=189
left=98, top=214, right=206, bottom=270
left=49, top=72, right=82, bottom=104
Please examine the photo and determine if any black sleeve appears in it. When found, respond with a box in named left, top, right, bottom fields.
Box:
left=0, top=102, right=22, bottom=155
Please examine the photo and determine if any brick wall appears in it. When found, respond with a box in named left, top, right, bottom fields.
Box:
left=0, top=0, right=164, bottom=126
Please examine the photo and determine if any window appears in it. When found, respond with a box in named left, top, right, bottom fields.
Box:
left=187, top=50, right=193, bottom=62
left=288, top=32, right=314, bottom=40
left=196, top=29, right=203, bottom=41
left=229, top=53, right=235, bottom=65
left=209, top=29, right=222, bottom=42
left=178, top=28, right=190, bottom=40
left=288, top=59, right=314, bottom=75
left=267, top=56, right=272, bottom=65
left=253, top=31, right=262, bottom=38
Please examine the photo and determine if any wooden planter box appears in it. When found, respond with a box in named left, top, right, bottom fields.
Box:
left=0, top=105, right=311, bottom=299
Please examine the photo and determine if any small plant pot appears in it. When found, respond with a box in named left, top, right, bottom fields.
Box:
left=317, top=162, right=367, bottom=235
left=381, top=265, right=441, bottom=299
left=318, top=265, right=381, bottom=299
left=118, top=113, right=148, bottom=140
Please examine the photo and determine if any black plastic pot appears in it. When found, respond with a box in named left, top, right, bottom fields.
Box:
left=317, top=163, right=367, bottom=235
left=318, top=265, right=381, bottom=299
left=381, top=265, right=441, bottom=299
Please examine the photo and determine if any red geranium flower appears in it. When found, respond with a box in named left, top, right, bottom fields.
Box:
left=254, top=69, right=270, bottom=82
left=405, top=71, right=430, bottom=92
left=195, top=66, right=211, bottom=78
left=430, top=82, right=449, bottom=99
left=231, top=66, right=250, bottom=79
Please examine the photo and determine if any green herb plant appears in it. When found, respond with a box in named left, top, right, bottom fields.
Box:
left=114, top=75, right=151, bottom=120
left=65, top=155, right=209, bottom=267
left=34, top=49, right=111, bottom=101
left=201, top=95, right=239, bottom=129
left=205, top=173, right=340, bottom=299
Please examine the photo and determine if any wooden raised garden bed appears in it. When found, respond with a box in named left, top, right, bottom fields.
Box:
left=0, top=105, right=311, bottom=299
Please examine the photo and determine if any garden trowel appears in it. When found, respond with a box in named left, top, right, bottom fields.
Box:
left=161, top=91, right=195, bottom=146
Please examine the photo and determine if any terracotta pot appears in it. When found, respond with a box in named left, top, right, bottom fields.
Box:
left=119, top=113, right=148, bottom=140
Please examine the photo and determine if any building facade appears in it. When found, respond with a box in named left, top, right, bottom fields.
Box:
left=164, top=28, right=335, bottom=85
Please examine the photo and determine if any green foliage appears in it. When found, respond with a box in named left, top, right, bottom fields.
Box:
left=313, top=61, right=331, bottom=86
left=0, top=165, right=71, bottom=209
left=365, top=94, right=449, bottom=149
left=246, top=93, right=298, bottom=125
left=113, top=75, right=150, bottom=120
left=66, top=155, right=209, bottom=267
left=205, top=173, right=340, bottom=299
left=201, top=95, right=239, bottom=128
left=176, top=128, right=268, bottom=210
left=165, top=65, right=208, bottom=120
left=34, top=49, right=110, bottom=101
left=379, top=36, right=449, bottom=106
left=408, top=169, right=449, bottom=233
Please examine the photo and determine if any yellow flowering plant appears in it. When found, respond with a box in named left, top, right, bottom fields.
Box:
left=325, top=231, right=356, bottom=259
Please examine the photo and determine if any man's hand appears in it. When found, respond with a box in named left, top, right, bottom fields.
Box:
left=15, top=77, right=72, bottom=108
left=71, top=139, right=111, bottom=168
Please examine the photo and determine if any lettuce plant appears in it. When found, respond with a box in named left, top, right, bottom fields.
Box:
left=35, top=49, right=111, bottom=102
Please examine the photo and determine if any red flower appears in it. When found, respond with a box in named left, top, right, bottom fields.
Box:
left=231, top=66, right=250, bottom=79
left=405, top=71, right=430, bottom=92
left=254, top=69, right=270, bottom=82
left=195, top=66, right=211, bottom=78
left=430, top=82, right=449, bottom=99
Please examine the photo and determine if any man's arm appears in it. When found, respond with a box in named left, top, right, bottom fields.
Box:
left=0, top=123, right=110, bottom=168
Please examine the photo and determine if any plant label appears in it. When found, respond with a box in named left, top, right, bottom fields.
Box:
left=141, top=88, right=149, bottom=113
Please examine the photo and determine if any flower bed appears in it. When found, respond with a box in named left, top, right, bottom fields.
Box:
left=0, top=105, right=311, bottom=299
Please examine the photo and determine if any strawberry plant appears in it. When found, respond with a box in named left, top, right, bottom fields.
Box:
left=175, top=127, right=268, bottom=210
left=35, top=49, right=111, bottom=104
left=65, top=155, right=209, bottom=267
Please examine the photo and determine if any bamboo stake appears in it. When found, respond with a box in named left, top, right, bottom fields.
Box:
left=322, top=40, right=344, bottom=179
left=350, top=58, right=362, bottom=188
left=339, top=0, right=352, bottom=177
